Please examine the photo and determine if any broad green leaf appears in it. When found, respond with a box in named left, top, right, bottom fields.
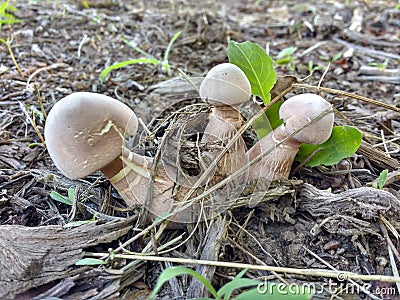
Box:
left=228, top=41, right=276, bottom=104
left=49, top=191, right=73, bottom=206
left=75, top=258, right=107, bottom=265
left=148, top=266, right=220, bottom=300
left=265, top=101, right=283, bottom=131
left=296, top=126, right=362, bottom=167
left=234, top=283, right=313, bottom=300
left=252, top=102, right=282, bottom=140
left=252, top=113, right=272, bottom=140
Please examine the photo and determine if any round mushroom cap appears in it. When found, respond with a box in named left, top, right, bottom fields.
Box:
left=44, top=92, right=138, bottom=179
left=199, top=63, right=251, bottom=106
left=279, top=93, right=334, bottom=144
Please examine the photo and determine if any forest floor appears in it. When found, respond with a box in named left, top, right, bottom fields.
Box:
left=1, top=0, right=400, bottom=299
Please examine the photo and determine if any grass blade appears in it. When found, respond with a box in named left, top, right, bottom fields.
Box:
left=122, top=38, right=157, bottom=60
left=99, top=58, right=160, bottom=83
left=148, top=266, right=220, bottom=300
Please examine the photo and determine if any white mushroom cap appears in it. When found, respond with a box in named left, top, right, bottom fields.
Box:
left=279, top=93, right=334, bottom=144
left=44, top=92, right=138, bottom=179
left=199, top=63, right=251, bottom=106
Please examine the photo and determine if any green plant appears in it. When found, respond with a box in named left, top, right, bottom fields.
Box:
left=228, top=40, right=362, bottom=167
left=320, top=52, right=342, bottom=64
left=369, top=59, right=389, bottom=70
left=227, top=40, right=276, bottom=104
left=0, top=0, right=21, bottom=29
left=148, top=266, right=313, bottom=300
left=50, top=187, right=75, bottom=206
left=276, top=46, right=297, bottom=66
left=307, top=61, right=323, bottom=74
left=372, top=169, right=388, bottom=189
left=1, top=1, right=24, bottom=76
left=0, top=36, right=23, bottom=76
left=99, top=31, right=181, bottom=83
left=295, top=126, right=362, bottom=166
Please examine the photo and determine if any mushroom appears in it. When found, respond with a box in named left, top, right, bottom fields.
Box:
left=247, top=93, right=334, bottom=181
left=199, top=63, right=251, bottom=189
left=44, top=92, right=184, bottom=222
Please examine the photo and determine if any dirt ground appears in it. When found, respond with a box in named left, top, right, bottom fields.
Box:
left=1, top=0, right=400, bottom=299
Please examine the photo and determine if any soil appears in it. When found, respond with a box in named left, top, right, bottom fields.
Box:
left=1, top=0, right=400, bottom=299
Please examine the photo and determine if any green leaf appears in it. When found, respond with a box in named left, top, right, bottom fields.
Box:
left=218, top=278, right=260, bottom=299
left=122, top=39, right=157, bottom=60
left=234, top=283, right=313, bottom=300
left=99, top=58, right=160, bottom=83
left=378, top=169, right=388, bottom=189
left=49, top=191, right=73, bottom=206
left=67, top=187, right=75, bottom=201
left=265, top=101, right=283, bottom=130
left=276, top=56, right=295, bottom=66
left=228, top=41, right=276, bottom=104
left=276, top=46, right=297, bottom=59
left=252, top=102, right=282, bottom=140
left=148, top=266, right=220, bottom=300
left=252, top=113, right=272, bottom=140
left=163, top=31, right=182, bottom=63
left=296, top=125, right=362, bottom=167
left=75, top=258, right=107, bottom=266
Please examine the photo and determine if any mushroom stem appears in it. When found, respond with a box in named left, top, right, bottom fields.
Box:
left=201, top=106, right=247, bottom=183
left=107, top=148, right=173, bottom=208
left=247, top=125, right=301, bottom=181
left=108, top=148, right=199, bottom=224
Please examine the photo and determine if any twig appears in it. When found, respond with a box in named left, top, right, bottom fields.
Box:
left=77, top=34, right=88, bottom=58
left=85, top=252, right=400, bottom=283
left=303, top=247, right=381, bottom=300
left=26, top=63, right=68, bottom=91
left=333, top=37, right=400, bottom=61
left=293, top=83, right=400, bottom=113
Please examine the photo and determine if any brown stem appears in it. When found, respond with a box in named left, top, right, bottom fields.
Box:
left=103, top=148, right=198, bottom=225
left=201, top=106, right=248, bottom=183
left=247, top=125, right=301, bottom=181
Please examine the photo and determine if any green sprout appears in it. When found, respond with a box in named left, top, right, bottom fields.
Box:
left=0, top=0, right=21, bottom=29
left=308, top=61, right=323, bottom=74
left=276, top=46, right=297, bottom=66
left=369, top=59, right=389, bottom=71
left=99, top=31, right=182, bottom=83
left=50, top=187, right=75, bottom=206
left=372, top=169, right=388, bottom=189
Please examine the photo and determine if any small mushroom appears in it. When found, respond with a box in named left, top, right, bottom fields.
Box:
left=247, top=93, right=334, bottom=181
left=199, top=63, right=251, bottom=186
left=44, top=92, right=180, bottom=221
